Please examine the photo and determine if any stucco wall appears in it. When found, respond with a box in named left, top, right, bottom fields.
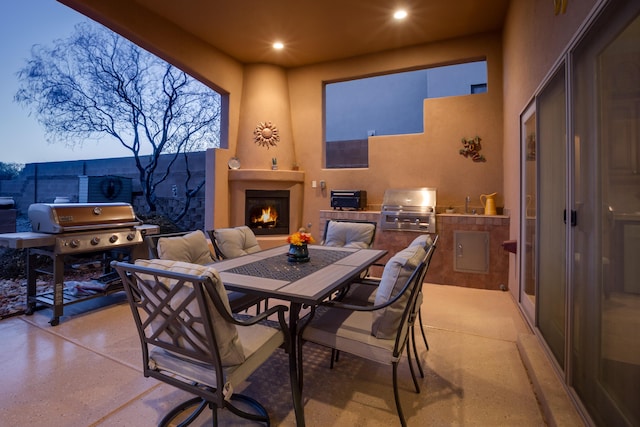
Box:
left=502, top=0, right=599, bottom=296
left=288, top=31, right=504, bottom=235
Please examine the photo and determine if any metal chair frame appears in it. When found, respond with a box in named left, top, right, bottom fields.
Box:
left=112, top=260, right=298, bottom=427
left=145, top=230, right=263, bottom=313
left=298, top=240, right=437, bottom=426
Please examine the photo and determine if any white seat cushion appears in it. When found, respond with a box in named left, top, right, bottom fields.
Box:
left=150, top=320, right=284, bottom=390
left=371, top=245, right=426, bottom=339
left=214, top=226, right=262, bottom=258
left=135, top=258, right=245, bottom=366
left=302, top=308, right=400, bottom=365
left=324, top=221, right=375, bottom=249
left=157, top=230, right=216, bottom=265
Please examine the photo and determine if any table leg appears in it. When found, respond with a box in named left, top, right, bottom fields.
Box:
left=288, top=302, right=305, bottom=426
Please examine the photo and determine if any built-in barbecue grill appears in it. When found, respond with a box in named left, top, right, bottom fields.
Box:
left=381, top=188, right=437, bottom=233
left=0, top=202, right=155, bottom=325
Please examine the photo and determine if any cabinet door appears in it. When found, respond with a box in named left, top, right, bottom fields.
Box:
left=454, top=231, right=489, bottom=273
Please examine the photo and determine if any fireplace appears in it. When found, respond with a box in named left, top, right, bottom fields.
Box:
left=245, top=189, right=290, bottom=235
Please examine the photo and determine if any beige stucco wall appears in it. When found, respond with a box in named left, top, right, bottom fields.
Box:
left=288, top=32, right=504, bottom=235
left=502, top=0, right=598, bottom=297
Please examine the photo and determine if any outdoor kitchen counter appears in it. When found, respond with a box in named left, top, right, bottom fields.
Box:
left=319, top=210, right=510, bottom=290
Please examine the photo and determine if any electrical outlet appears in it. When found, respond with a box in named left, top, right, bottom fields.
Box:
left=320, top=180, right=326, bottom=189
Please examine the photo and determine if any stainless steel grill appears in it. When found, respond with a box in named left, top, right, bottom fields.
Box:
left=0, top=202, right=152, bottom=325
left=28, top=203, right=142, bottom=254
left=380, top=188, right=437, bottom=233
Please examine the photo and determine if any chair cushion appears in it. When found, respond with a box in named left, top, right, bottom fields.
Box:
left=371, top=245, right=426, bottom=339
left=324, top=221, right=375, bottom=249
left=135, top=258, right=245, bottom=366
left=409, top=234, right=433, bottom=249
left=156, top=230, right=215, bottom=265
left=149, top=320, right=284, bottom=389
left=302, top=308, right=400, bottom=365
left=214, top=226, right=262, bottom=258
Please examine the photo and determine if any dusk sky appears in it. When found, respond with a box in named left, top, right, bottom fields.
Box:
left=1, top=1, right=143, bottom=164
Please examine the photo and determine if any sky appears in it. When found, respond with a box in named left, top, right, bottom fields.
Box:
left=1, top=0, right=143, bottom=164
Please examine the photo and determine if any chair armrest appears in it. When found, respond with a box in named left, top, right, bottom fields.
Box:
left=319, top=265, right=421, bottom=313
left=349, top=277, right=381, bottom=287
left=231, top=304, right=288, bottom=327
left=230, top=303, right=291, bottom=350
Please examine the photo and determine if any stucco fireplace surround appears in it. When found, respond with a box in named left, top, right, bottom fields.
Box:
left=228, top=169, right=305, bottom=248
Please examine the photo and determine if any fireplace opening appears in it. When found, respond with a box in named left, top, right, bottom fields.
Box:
left=245, top=189, right=290, bottom=235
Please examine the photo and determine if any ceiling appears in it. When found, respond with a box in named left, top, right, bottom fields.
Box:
left=106, top=0, right=510, bottom=68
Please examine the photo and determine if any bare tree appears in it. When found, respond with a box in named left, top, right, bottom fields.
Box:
left=15, top=22, right=220, bottom=221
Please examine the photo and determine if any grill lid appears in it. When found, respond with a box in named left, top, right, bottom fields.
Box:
left=382, top=188, right=437, bottom=212
left=29, top=202, right=140, bottom=234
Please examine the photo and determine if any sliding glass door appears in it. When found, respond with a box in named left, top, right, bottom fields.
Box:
left=537, top=69, right=567, bottom=369
left=520, top=0, right=640, bottom=424
left=571, top=1, right=640, bottom=424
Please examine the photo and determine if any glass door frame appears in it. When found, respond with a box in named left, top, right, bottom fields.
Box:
left=519, top=100, right=537, bottom=325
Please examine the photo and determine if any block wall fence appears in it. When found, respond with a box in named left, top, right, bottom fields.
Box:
left=0, top=151, right=207, bottom=231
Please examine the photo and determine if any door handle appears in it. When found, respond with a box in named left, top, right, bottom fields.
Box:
left=563, top=209, right=577, bottom=227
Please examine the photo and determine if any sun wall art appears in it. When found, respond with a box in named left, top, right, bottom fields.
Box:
left=254, top=121, right=280, bottom=149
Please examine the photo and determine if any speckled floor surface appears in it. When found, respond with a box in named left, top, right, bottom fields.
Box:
left=0, top=284, right=575, bottom=426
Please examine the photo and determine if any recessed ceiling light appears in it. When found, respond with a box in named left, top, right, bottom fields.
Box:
left=393, top=9, right=408, bottom=20
left=273, top=42, right=284, bottom=50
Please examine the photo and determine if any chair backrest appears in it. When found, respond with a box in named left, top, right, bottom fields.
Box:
left=207, top=226, right=262, bottom=260
left=145, top=230, right=216, bottom=265
left=112, top=259, right=243, bottom=406
left=360, top=235, right=437, bottom=352
left=322, top=219, right=377, bottom=249
left=389, top=238, right=436, bottom=356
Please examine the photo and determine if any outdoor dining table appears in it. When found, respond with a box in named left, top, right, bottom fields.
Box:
left=214, top=244, right=387, bottom=426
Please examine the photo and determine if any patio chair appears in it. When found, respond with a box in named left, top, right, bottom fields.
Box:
left=322, top=219, right=378, bottom=297
left=298, top=240, right=436, bottom=426
left=321, top=219, right=377, bottom=249
left=145, top=230, right=262, bottom=313
left=207, top=226, right=262, bottom=260
left=112, top=258, right=298, bottom=427
left=338, top=234, right=438, bottom=378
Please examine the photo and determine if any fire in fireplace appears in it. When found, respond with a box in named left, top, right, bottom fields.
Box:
left=245, top=190, right=290, bottom=235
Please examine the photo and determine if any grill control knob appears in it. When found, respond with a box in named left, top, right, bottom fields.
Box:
left=69, top=239, right=80, bottom=248
left=91, top=237, right=101, bottom=245
left=109, top=235, right=118, bottom=243
left=126, top=232, right=136, bottom=241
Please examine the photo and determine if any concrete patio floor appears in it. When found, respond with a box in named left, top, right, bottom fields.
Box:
left=0, top=283, right=584, bottom=426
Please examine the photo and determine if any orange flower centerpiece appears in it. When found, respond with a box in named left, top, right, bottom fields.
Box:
left=287, top=228, right=314, bottom=262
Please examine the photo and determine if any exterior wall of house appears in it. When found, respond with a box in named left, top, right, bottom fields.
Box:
left=287, top=32, right=504, bottom=238
left=502, top=0, right=599, bottom=297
